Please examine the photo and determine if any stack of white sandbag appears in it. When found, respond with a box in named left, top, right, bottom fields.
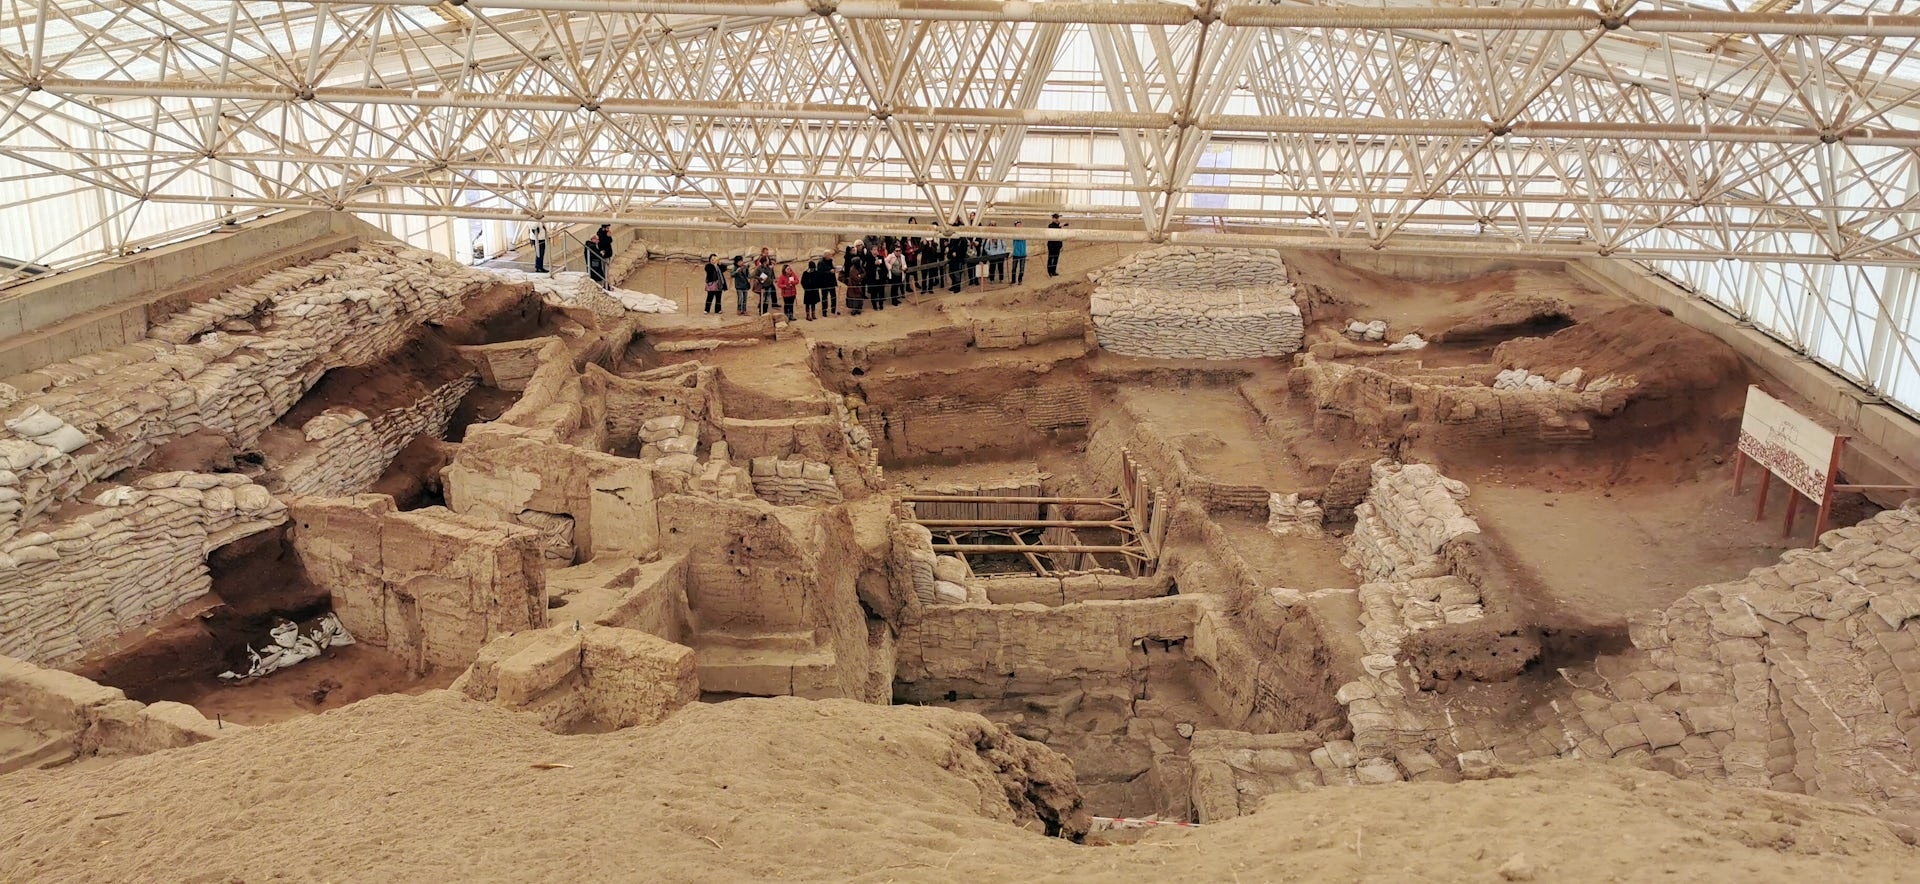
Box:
left=1090, top=247, right=1305, bottom=360
left=749, top=457, right=843, bottom=507
left=0, top=472, right=286, bottom=665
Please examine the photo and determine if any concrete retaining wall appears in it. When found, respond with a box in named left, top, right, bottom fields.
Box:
left=0, top=211, right=381, bottom=378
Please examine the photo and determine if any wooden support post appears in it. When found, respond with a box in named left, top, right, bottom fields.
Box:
left=1756, top=471, right=1771, bottom=519
left=1732, top=450, right=1747, bottom=494
left=1813, top=436, right=1849, bottom=539
left=1783, top=491, right=1800, bottom=538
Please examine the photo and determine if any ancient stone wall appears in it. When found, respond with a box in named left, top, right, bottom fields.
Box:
left=0, top=472, right=286, bottom=665
left=1090, top=247, right=1304, bottom=359
left=288, top=495, right=546, bottom=673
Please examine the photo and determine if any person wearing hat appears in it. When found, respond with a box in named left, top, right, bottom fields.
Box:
left=1046, top=213, right=1066, bottom=277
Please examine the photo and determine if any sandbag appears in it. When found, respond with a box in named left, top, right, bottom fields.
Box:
left=36, top=424, right=88, bottom=454
left=5, top=406, right=63, bottom=437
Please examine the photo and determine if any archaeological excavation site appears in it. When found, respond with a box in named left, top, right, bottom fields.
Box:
left=1, top=212, right=1919, bottom=881
left=15, top=1, right=1920, bottom=876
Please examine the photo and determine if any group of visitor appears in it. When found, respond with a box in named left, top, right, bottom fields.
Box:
left=699, top=214, right=1068, bottom=320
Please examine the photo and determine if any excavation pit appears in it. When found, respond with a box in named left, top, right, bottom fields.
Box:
left=1, top=236, right=1913, bottom=856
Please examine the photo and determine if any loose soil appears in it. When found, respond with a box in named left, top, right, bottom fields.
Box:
left=1, top=692, right=1913, bottom=882
left=139, top=645, right=454, bottom=726
left=1469, top=471, right=1813, bottom=627
left=1120, top=387, right=1315, bottom=493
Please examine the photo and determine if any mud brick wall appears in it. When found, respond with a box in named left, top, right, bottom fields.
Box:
left=289, top=496, right=546, bottom=673
left=444, top=425, right=658, bottom=563
left=963, top=309, right=1091, bottom=350
left=1088, top=398, right=1267, bottom=516
left=1182, top=513, right=1349, bottom=734
left=1293, top=355, right=1621, bottom=449
left=493, top=339, right=607, bottom=449
left=457, top=337, right=556, bottom=392
left=808, top=326, right=975, bottom=379
left=1091, top=247, right=1305, bottom=360
left=894, top=595, right=1206, bottom=701
left=0, top=473, right=286, bottom=665
left=858, top=380, right=1092, bottom=463
left=0, top=654, right=233, bottom=760
left=268, top=374, right=478, bottom=498
left=595, top=362, right=721, bottom=449
left=656, top=493, right=876, bottom=700
left=455, top=623, right=697, bottom=733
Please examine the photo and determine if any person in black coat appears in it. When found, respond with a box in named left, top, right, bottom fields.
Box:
left=818, top=255, right=838, bottom=314
left=1045, top=214, right=1066, bottom=277
left=586, top=224, right=614, bottom=288
left=945, top=235, right=968, bottom=293
left=798, top=260, right=813, bottom=320
left=702, top=254, right=724, bottom=314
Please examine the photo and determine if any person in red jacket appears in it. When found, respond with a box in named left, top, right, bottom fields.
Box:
left=776, top=263, right=800, bottom=321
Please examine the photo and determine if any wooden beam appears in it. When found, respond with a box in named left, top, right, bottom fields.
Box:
left=931, top=543, right=1142, bottom=555
left=911, top=519, right=1132, bottom=529
left=1006, top=530, right=1052, bottom=577
left=905, top=495, right=1124, bottom=506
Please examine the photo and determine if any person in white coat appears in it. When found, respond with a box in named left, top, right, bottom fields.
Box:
left=527, top=221, right=548, bottom=273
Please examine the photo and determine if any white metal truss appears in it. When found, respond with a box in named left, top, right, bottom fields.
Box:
left=4, top=0, right=1920, bottom=412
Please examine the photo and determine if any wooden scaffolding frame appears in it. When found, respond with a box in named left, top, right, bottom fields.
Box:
left=902, top=449, right=1170, bottom=578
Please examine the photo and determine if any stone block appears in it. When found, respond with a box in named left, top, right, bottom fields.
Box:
left=579, top=626, right=698, bottom=728
left=496, top=628, right=586, bottom=706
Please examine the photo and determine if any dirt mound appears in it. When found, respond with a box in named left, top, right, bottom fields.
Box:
left=1430, top=292, right=1575, bottom=345
left=1495, top=305, right=1748, bottom=400
left=1488, top=305, right=1753, bottom=479
left=2, top=692, right=1914, bottom=882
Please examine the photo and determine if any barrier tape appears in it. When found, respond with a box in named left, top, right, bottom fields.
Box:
left=1090, top=816, right=1201, bottom=830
